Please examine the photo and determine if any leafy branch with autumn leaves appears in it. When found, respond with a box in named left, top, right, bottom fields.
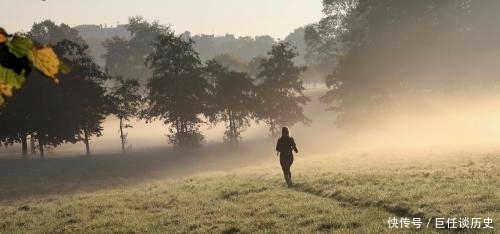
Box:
left=0, top=27, right=69, bottom=105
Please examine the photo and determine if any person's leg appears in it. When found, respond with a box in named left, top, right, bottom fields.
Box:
left=287, top=158, right=294, bottom=186
left=283, top=170, right=290, bottom=185
left=287, top=172, right=292, bottom=186
left=280, top=158, right=289, bottom=185
left=280, top=157, right=292, bottom=186
left=286, top=170, right=292, bottom=187
left=283, top=163, right=292, bottom=187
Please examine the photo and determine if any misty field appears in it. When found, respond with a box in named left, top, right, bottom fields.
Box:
left=0, top=148, right=498, bottom=234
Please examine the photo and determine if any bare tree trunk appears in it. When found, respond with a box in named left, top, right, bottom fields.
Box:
left=84, top=126, right=90, bottom=157
left=119, top=117, right=125, bottom=154
left=30, top=134, right=36, bottom=155
left=180, top=119, right=185, bottom=146
left=175, top=119, right=181, bottom=146
left=228, top=111, right=237, bottom=144
left=38, top=137, right=44, bottom=159
left=228, top=111, right=233, bottom=143
left=20, top=133, right=28, bottom=158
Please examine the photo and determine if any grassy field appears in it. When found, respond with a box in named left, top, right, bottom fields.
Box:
left=0, top=146, right=498, bottom=234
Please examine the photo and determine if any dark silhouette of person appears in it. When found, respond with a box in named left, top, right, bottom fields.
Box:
left=276, top=127, right=298, bottom=187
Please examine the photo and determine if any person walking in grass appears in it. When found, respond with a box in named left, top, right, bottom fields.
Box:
left=276, top=127, right=298, bottom=187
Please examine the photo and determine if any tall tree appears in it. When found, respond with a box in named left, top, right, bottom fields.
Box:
left=212, top=53, right=248, bottom=73
left=103, top=17, right=168, bottom=83
left=0, top=21, right=111, bottom=158
left=256, top=42, right=310, bottom=136
left=191, top=34, right=275, bottom=62
left=205, top=60, right=257, bottom=144
left=55, top=40, right=111, bottom=157
left=0, top=21, right=82, bottom=158
left=0, top=85, right=33, bottom=157
left=0, top=61, right=82, bottom=159
left=312, top=0, right=500, bottom=126
left=30, top=20, right=86, bottom=46
left=284, top=26, right=307, bottom=66
left=110, top=77, right=142, bottom=153
left=143, top=30, right=209, bottom=148
left=303, top=1, right=357, bottom=88
left=247, top=56, right=265, bottom=79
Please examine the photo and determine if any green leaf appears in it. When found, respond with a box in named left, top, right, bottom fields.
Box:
left=6, top=36, right=34, bottom=58
left=0, top=65, right=26, bottom=89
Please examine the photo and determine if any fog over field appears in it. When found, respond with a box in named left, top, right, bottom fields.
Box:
left=90, top=91, right=500, bottom=156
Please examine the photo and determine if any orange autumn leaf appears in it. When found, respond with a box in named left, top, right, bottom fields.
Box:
left=27, top=45, right=60, bottom=79
left=0, top=82, right=13, bottom=96
left=0, top=27, right=7, bottom=44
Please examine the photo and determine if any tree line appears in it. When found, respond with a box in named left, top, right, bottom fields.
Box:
left=5, top=0, right=493, bottom=157
left=0, top=19, right=310, bottom=158
left=305, top=0, right=500, bottom=126
left=76, top=21, right=307, bottom=69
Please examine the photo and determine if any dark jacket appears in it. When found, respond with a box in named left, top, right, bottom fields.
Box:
left=276, top=136, right=298, bottom=157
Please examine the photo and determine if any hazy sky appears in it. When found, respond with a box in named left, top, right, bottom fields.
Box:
left=1, top=0, right=323, bottom=39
